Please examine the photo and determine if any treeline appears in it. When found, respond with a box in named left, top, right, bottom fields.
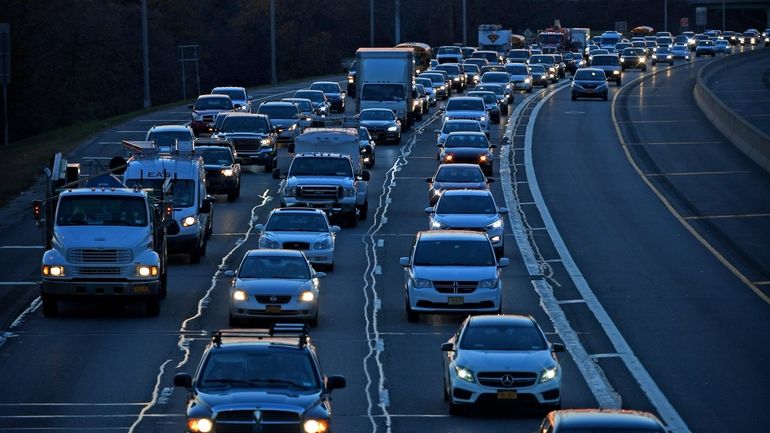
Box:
left=0, top=0, right=723, bottom=141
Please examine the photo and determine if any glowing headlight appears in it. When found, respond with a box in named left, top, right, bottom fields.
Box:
left=42, top=265, right=65, bottom=277
left=440, top=85, right=446, bottom=90
left=411, top=278, right=432, bottom=288
left=667, top=55, right=673, bottom=59
left=480, top=116, right=487, bottom=122
left=486, top=218, right=503, bottom=229
left=347, top=76, right=354, bottom=83
left=233, top=289, right=248, bottom=301
left=478, top=278, right=498, bottom=288
left=453, top=77, right=460, bottom=81
left=299, top=291, right=315, bottom=302
left=613, top=70, right=620, bottom=74
left=303, top=419, right=329, bottom=433
left=454, top=365, right=475, bottom=383
left=221, top=168, right=234, bottom=177
left=445, top=154, right=454, bottom=161
left=430, top=219, right=446, bottom=229
left=387, top=126, right=398, bottom=132
left=524, top=77, right=531, bottom=83
left=136, top=265, right=159, bottom=277
left=416, top=69, right=421, bottom=74
left=539, top=365, right=559, bottom=383
left=261, top=138, right=272, bottom=147
left=181, top=216, right=197, bottom=227
left=187, top=418, right=213, bottom=433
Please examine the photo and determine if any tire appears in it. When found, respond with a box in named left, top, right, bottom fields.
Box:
left=324, top=262, right=334, bottom=272
left=527, top=87, right=533, bottom=93
left=308, top=312, right=319, bottom=328
left=288, top=142, right=295, bottom=153
left=229, top=315, right=241, bottom=327
left=571, top=94, right=577, bottom=101
left=443, top=378, right=450, bottom=401
left=448, top=400, right=463, bottom=416
left=345, top=211, right=357, bottom=228
left=234, top=183, right=241, bottom=198
left=227, top=190, right=237, bottom=202
left=617, top=79, right=622, bottom=86
left=146, top=297, right=160, bottom=317
left=501, top=105, right=508, bottom=115
left=358, top=201, right=368, bottom=220
left=603, top=94, right=608, bottom=101
left=406, top=299, right=419, bottom=323
left=189, top=246, right=201, bottom=264
left=42, top=294, right=58, bottom=317
left=159, top=271, right=168, bottom=299
left=621, top=66, right=625, bottom=72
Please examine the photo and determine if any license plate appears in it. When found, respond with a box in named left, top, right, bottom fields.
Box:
left=448, top=296, right=464, bottom=305
left=497, top=390, right=517, bottom=399
left=266, top=305, right=281, bottom=313
left=132, top=285, right=149, bottom=294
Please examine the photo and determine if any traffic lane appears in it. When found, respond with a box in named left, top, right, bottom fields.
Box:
left=618, top=59, right=770, bottom=282
left=372, top=106, right=596, bottom=432
left=534, top=66, right=770, bottom=431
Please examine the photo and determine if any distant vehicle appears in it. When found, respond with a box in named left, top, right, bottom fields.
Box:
left=528, top=64, right=550, bottom=88
left=656, top=36, right=674, bottom=48
left=470, top=49, right=502, bottom=65
left=571, top=68, right=609, bottom=101
left=442, top=97, right=490, bottom=136
left=434, top=118, right=484, bottom=150
left=505, top=63, right=533, bottom=93
left=188, top=94, right=235, bottom=136
left=356, top=48, right=417, bottom=129
left=651, top=46, right=674, bottom=65
left=415, top=77, right=438, bottom=105
left=529, top=54, right=560, bottom=83
left=399, top=230, right=508, bottom=322
left=396, top=42, right=432, bottom=74
left=671, top=44, right=691, bottom=61
left=539, top=409, right=667, bottom=432
left=346, top=60, right=357, bottom=97
left=462, top=64, right=481, bottom=86
left=256, top=101, right=301, bottom=147
left=442, top=314, right=564, bottom=414
left=438, top=131, right=496, bottom=175
left=478, top=24, right=514, bottom=54
left=478, top=71, right=514, bottom=103
left=173, top=325, right=346, bottom=432
left=436, top=45, right=464, bottom=64
left=211, top=86, right=252, bottom=112
left=620, top=47, right=647, bottom=71
left=215, top=113, right=278, bottom=171
left=145, top=124, right=194, bottom=153
left=196, top=144, right=241, bottom=202
left=506, top=49, right=531, bottom=64
left=309, top=81, right=346, bottom=113
left=473, top=83, right=510, bottom=114
left=420, top=72, right=451, bottom=100
left=599, top=31, right=622, bottom=50
left=357, top=108, right=402, bottom=144
left=293, top=89, right=330, bottom=116
left=695, top=39, right=717, bottom=57
left=466, top=91, right=501, bottom=124
left=434, top=63, right=468, bottom=92
left=714, top=39, right=732, bottom=54
left=256, top=207, right=340, bottom=272
left=589, top=54, right=622, bottom=85
left=425, top=163, right=492, bottom=205
left=427, top=189, right=507, bottom=255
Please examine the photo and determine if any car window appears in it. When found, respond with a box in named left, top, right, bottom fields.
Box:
left=436, top=194, right=496, bottom=214
left=266, top=213, right=328, bottom=232
left=200, top=349, right=319, bottom=390
left=460, top=324, right=547, bottom=350
left=309, top=83, right=339, bottom=93
left=238, top=256, right=311, bottom=279
left=196, top=97, right=232, bottom=110
left=413, top=239, right=496, bottom=266
left=442, top=122, right=481, bottom=134
left=213, top=89, right=245, bottom=101
left=258, top=105, right=298, bottom=119
left=445, top=134, right=488, bottom=148
left=575, top=70, right=605, bottom=80
left=220, top=116, right=270, bottom=134
left=360, top=110, right=395, bottom=120
left=446, top=99, right=484, bottom=111
left=434, top=166, right=485, bottom=182
left=199, top=149, right=233, bottom=165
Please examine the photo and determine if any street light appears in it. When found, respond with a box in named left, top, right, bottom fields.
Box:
left=270, top=0, right=277, bottom=84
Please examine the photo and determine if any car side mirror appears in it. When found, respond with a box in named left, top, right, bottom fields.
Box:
left=486, top=178, right=496, bottom=183
left=498, top=257, right=510, bottom=267
left=331, top=225, right=341, bottom=233
left=254, top=224, right=265, bottom=232
left=399, top=257, right=410, bottom=267
left=424, top=206, right=435, bottom=214
left=425, top=177, right=433, bottom=183
left=201, top=196, right=214, bottom=213
left=551, top=343, right=566, bottom=352
left=272, top=168, right=282, bottom=179
left=441, top=342, right=454, bottom=351
left=498, top=207, right=508, bottom=214
left=224, top=270, right=236, bottom=278
left=314, top=272, right=327, bottom=279
left=173, top=372, right=192, bottom=388
left=360, top=171, right=370, bottom=181
left=326, top=375, right=346, bottom=391
left=187, top=104, right=194, bottom=110
left=490, top=144, right=497, bottom=149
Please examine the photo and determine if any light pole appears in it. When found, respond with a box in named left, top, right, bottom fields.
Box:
left=664, top=0, right=668, bottom=32
left=370, top=0, right=374, bottom=46
left=141, top=0, right=151, bottom=108
left=394, top=0, right=401, bottom=44
left=270, top=0, right=277, bottom=84
left=462, top=0, right=467, bottom=46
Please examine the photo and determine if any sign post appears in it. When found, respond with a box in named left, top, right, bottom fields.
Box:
left=696, top=7, right=708, bottom=28
left=0, top=23, right=10, bottom=146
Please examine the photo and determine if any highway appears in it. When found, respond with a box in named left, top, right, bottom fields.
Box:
left=0, top=47, right=768, bottom=433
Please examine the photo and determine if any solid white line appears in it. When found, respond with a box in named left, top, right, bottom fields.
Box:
left=126, top=359, right=172, bottom=433
left=524, top=80, right=691, bottom=432
left=0, top=282, right=38, bottom=285
left=10, top=297, right=42, bottom=329
left=500, top=86, right=622, bottom=409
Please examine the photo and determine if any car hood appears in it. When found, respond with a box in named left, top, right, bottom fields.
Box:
left=219, top=132, right=269, bottom=139
left=263, top=231, right=329, bottom=243
left=456, top=349, right=554, bottom=372
left=443, top=147, right=490, bottom=156
left=508, top=74, right=529, bottom=80
left=194, top=389, right=322, bottom=413
left=432, top=181, right=487, bottom=191
left=433, top=213, right=499, bottom=228
left=360, top=120, right=396, bottom=128
left=413, top=266, right=497, bottom=281
left=574, top=79, right=607, bottom=86
left=446, top=110, right=485, bottom=118
left=195, top=109, right=230, bottom=115
left=235, top=278, right=311, bottom=294
left=54, top=226, right=149, bottom=250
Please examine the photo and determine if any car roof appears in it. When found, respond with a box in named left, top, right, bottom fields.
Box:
left=361, top=107, right=394, bottom=113
left=148, top=125, right=191, bottom=132
left=448, top=96, right=484, bottom=102
left=417, top=229, right=490, bottom=241
left=311, top=81, right=338, bottom=86
left=261, top=101, right=295, bottom=106
left=197, top=94, right=230, bottom=100
left=270, top=207, right=326, bottom=215
left=244, top=249, right=305, bottom=258
left=550, top=409, right=665, bottom=429
left=195, top=145, right=233, bottom=152
left=447, top=131, right=487, bottom=137
left=467, top=314, right=535, bottom=328
left=440, top=189, right=493, bottom=198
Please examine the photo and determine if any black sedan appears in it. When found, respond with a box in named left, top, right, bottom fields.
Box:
left=357, top=108, right=401, bottom=144
left=309, top=81, right=346, bottom=113
left=426, top=163, right=492, bottom=205
left=438, top=131, right=496, bottom=176
left=571, top=68, right=609, bottom=101
left=620, top=47, right=648, bottom=71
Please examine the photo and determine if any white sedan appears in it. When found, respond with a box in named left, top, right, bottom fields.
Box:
left=256, top=207, right=340, bottom=271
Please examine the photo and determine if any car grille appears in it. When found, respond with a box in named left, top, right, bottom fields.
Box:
left=167, top=221, right=180, bottom=236
left=68, top=249, right=132, bottom=264
left=433, top=280, right=477, bottom=294
left=255, top=295, right=292, bottom=304
left=73, top=267, right=126, bottom=277
left=446, top=153, right=482, bottom=164
left=205, top=169, right=222, bottom=178
left=202, top=114, right=215, bottom=123
left=230, top=138, right=263, bottom=155
left=477, top=371, right=538, bottom=388
left=297, top=186, right=341, bottom=200
left=282, top=241, right=310, bottom=250
left=447, top=115, right=481, bottom=122
left=214, top=410, right=301, bottom=433
left=580, top=84, right=599, bottom=89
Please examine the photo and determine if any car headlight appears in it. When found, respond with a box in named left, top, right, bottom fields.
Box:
left=453, top=77, right=460, bottom=81
left=303, top=419, right=329, bottom=433
left=299, top=291, right=315, bottom=302
left=539, top=365, right=559, bottom=383
left=347, top=76, right=354, bottom=83
left=486, top=218, right=503, bottom=229
left=288, top=123, right=297, bottom=130
left=444, top=154, right=454, bottom=161
left=430, top=218, right=447, bottom=229
left=42, top=265, right=65, bottom=277
left=524, top=77, right=531, bottom=83
left=613, top=70, right=620, bottom=74
left=181, top=216, right=197, bottom=227
left=667, top=55, right=673, bottom=59
left=313, top=238, right=330, bottom=250
left=454, top=365, right=475, bottom=383
left=187, top=418, right=213, bottom=433
left=261, top=138, right=272, bottom=147
left=258, top=235, right=279, bottom=249
left=480, top=115, right=487, bottom=122
left=136, top=265, right=159, bottom=277
left=283, top=186, right=296, bottom=197
left=439, top=85, right=446, bottom=90
left=221, top=168, right=234, bottom=177
left=191, top=111, right=202, bottom=121
left=233, top=289, right=248, bottom=302
left=411, top=277, right=432, bottom=288
left=343, top=187, right=356, bottom=197
left=478, top=278, right=498, bottom=288
left=387, top=125, right=398, bottom=132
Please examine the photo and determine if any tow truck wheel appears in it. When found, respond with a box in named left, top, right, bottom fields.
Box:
left=146, top=297, right=160, bottom=317
left=42, top=295, right=58, bottom=317
left=160, top=272, right=168, bottom=299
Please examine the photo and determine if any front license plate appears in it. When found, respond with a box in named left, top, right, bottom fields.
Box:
left=447, top=296, right=464, bottom=305
left=132, top=285, right=149, bottom=294
left=266, top=305, right=281, bottom=313
left=497, top=390, right=517, bottom=399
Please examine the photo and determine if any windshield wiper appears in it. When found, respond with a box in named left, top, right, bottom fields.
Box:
left=202, top=378, right=258, bottom=388
left=250, top=378, right=311, bottom=390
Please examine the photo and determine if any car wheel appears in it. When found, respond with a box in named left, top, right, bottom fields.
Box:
left=42, top=294, right=58, bottom=317
left=449, top=399, right=463, bottom=416
left=501, top=105, right=508, bottom=115
left=189, top=246, right=201, bottom=264
left=160, top=270, right=168, bottom=299
left=146, top=297, right=161, bottom=317
left=345, top=211, right=357, bottom=228
left=406, top=299, right=419, bottom=323
left=358, top=200, right=368, bottom=220
left=234, top=183, right=241, bottom=198
left=603, top=94, right=608, bottom=101
left=308, top=312, right=319, bottom=328
left=227, top=190, right=237, bottom=202
left=527, top=87, right=533, bottom=93
left=324, top=262, right=334, bottom=272
left=617, top=79, right=622, bottom=86
left=443, top=377, right=450, bottom=401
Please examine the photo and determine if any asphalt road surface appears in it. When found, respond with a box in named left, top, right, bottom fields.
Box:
left=0, top=48, right=767, bottom=433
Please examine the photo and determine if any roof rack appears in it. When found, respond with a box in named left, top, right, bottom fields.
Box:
left=211, top=323, right=310, bottom=347
left=122, top=139, right=199, bottom=160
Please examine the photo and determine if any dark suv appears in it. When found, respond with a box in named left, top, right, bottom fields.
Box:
left=174, top=325, right=346, bottom=433
left=196, top=144, right=241, bottom=202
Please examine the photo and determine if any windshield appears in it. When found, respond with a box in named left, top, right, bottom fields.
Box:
left=289, top=157, right=353, bottom=177
left=285, top=99, right=312, bottom=113
left=438, top=46, right=462, bottom=54
left=481, top=73, right=508, bottom=83
left=460, top=324, right=546, bottom=351
left=124, top=178, right=195, bottom=208
left=359, top=110, right=395, bottom=121
left=575, top=70, right=605, bottom=80
left=601, top=35, right=621, bottom=45
left=441, top=121, right=481, bottom=134
left=413, top=239, right=495, bottom=266
left=435, top=166, right=484, bottom=182
left=294, top=90, right=324, bottom=103
left=591, top=56, right=619, bottom=66
left=415, top=78, right=433, bottom=88
left=195, top=97, right=232, bottom=110
left=436, top=65, right=460, bottom=75
left=258, top=105, right=298, bottom=119
left=656, top=47, right=671, bottom=53
left=220, top=116, right=270, bottom=134
left=361, top=84, right=405, bottom=101
left=212, top=89, right=245, bottom=101
left=309, top=83, right=339, bottom=93
left=199, top=148, right=233, bottom=165
left=437, top=194, right=496, bottom=214
left=468, top=92, right=497, bottom=104
left=506, top=65, right=528, bottom=75
left=147, top=131, right=192, bottom=148
left=238, top=255, right=311, bottom=279
left=538, top=34, right=563, bottom=44
left=508, top=51, right=529, bottom=60
left=56, top=195, right=148, bottom=227
left=266, top=213, right=328, bottom=232
left=446, top=99, right=484, bottom=111
left=445, top=134, right=488, bottom=148
left=477, top=84, right=504, bottom=96
left=199, top=349, right=319, bottom=390
left=529, top=55, right=553, bottom=65
left=528, top=65, right=545, bottom=73
left=463, top=64, right=479, bottom=73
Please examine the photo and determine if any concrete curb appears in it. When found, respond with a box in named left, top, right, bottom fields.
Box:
left=693, top=48, right=770, bottom=173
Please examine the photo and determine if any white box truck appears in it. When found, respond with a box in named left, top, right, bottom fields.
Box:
left=355, top=48, right=416, bottom=130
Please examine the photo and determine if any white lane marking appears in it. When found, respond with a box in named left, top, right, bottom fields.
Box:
left=500, top=86, right=622, bottom=409
left=96, top=141, right=121, bottom=145
left=0, top=282, right=38, bottom=285
left=377, top=239, right=384, bottom=248
left=523, top=81, right=692, bottom=431
left=126, top=359, right=172, bottom=433
left=360, top=111, right=442, bottom=433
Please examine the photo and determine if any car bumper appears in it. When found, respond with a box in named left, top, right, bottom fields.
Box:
left=572, top=88, right=608, bottom=99
left=275, top=128, right=299, bottom=143
left=205, top=176, right=238, bottom=194
left=408, top=287, right=501, bottom=313
left=190, top=120, right=213, bottom=135
left=512, top=81, right=532, bottom=90
left=282, top=199, right=356, bottom=216
left=261, top=246, right=334, bottom=265
left=230, top=297, right=318, bottom=321
left=448, top=372, right=561, bottom=407
left=239, top=152, right=276, bottom=166
left=168, top=232, right=200, bottom=254
left=41, top=279, right=161, bottom=297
